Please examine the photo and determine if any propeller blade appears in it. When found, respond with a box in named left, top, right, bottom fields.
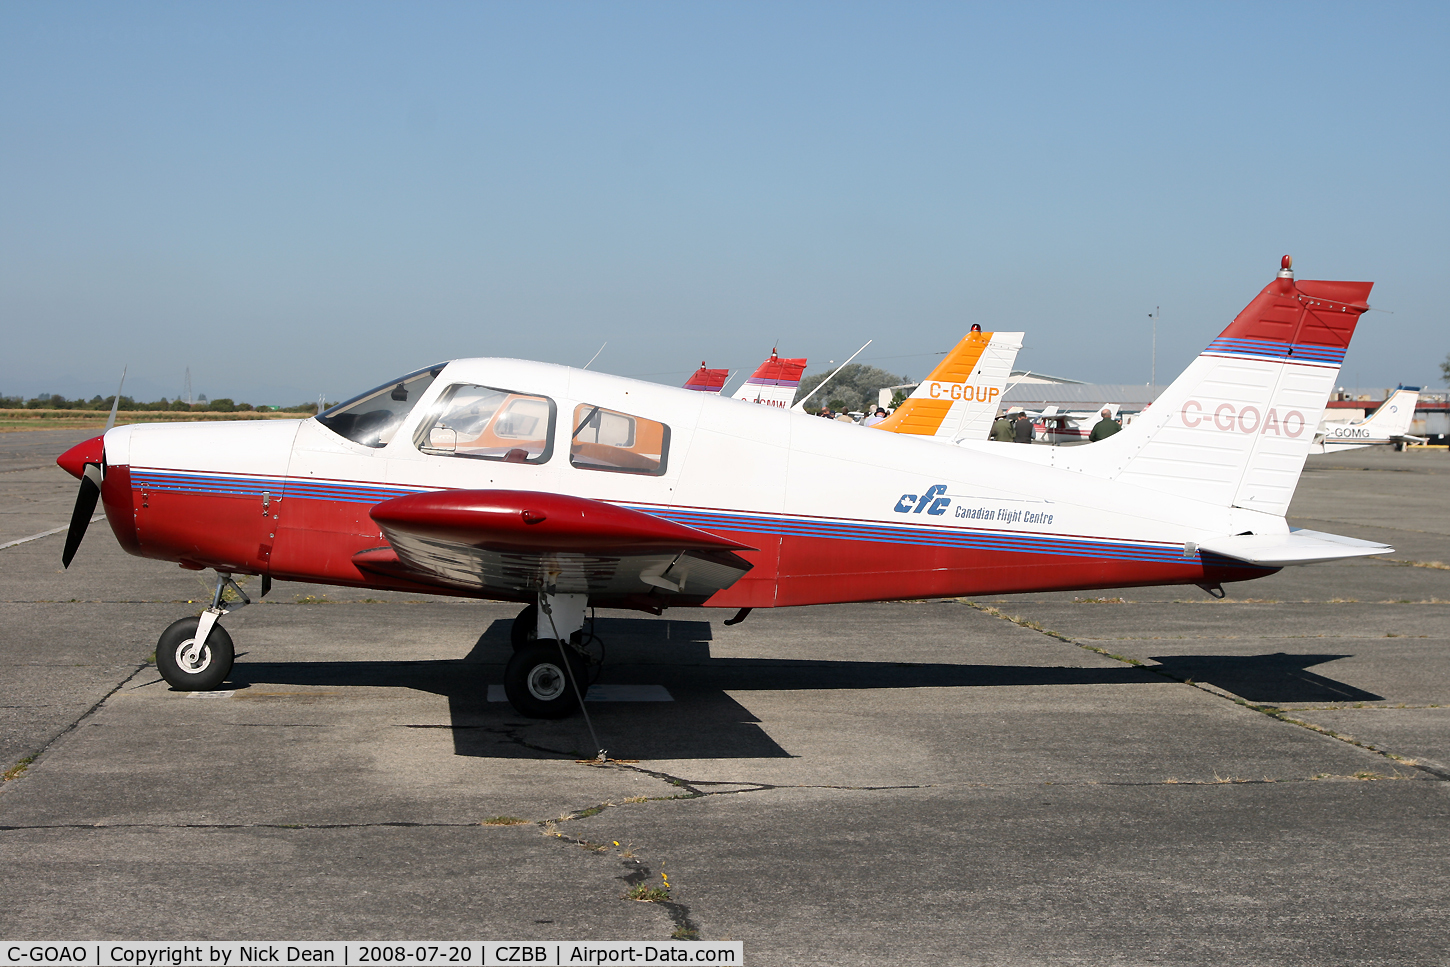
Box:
left=105, top=366, right=127, bottom=433
left=61, top=463, right=103, bottom=568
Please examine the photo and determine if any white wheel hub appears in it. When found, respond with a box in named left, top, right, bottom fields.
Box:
left=526, top=662, right=567, bottom=701
left=176, top=638, right=212, bottom=674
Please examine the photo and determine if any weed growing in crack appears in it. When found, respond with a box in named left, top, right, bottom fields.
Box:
left=481, top=816, right=528, bottom=826
left=671, top=928, right=699, bottom=940
left=624, top=883, right=670, bottom=902
left=3, top=755, right=36, bottom=781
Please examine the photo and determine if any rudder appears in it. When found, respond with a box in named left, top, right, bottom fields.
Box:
left=1062, top=258, right=1372, bottom=516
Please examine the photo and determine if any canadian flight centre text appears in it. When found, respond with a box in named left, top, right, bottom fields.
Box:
left=2, top=945, right=740, bottom=967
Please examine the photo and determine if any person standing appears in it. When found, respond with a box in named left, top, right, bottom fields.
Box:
left=1013, top=410, right=1035, bottom=444
left=1089, top=407, right=1121, bottom=442
left=863, top=407, right=889, bottom=427
left=991, top=410, right=1015, bottom=442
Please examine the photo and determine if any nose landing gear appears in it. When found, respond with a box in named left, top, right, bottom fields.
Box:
left=155, top=571, right=254, bottom=690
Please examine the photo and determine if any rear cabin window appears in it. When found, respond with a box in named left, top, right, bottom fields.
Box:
left=570, top=404, right=669, bottom=476
left=415, top=384, right=556, bottom=464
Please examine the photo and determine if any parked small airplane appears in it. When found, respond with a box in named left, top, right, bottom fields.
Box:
left=683, top=363, right=729, bottom=394
left=57, top=257, right=1391, bottom=719
left=1034, top=404, right=1121, bottom=445
left=1310, top=388, right=1423, bottom=453
left=732, top=350, right=807, bottom=408
left=877, top=326, right=1023, bottom=441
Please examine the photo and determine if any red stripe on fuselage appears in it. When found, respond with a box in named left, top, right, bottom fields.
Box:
left=113, top=476, right=1271, bottom=607
left=703, top=530, right=1267, bottom=607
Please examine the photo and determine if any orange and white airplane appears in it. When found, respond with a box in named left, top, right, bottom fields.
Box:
left=58, top=257, right=1391, bottom=720
left=876, top=326, right=1023, bottom=441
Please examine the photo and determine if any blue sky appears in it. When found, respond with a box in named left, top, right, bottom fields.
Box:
left=3, top=1, right=1446, bottom=405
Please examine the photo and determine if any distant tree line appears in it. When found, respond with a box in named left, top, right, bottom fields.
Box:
left=792, top=364, right=908, bottom=414
left=0, top=393, right=322, bottom=414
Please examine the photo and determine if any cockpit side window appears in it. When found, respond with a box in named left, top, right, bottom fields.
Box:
left=316, top=364, right=445, bottom=448
left=414, top=384, right=556, bottom=464
left=569, top=404, right=669, bottom=475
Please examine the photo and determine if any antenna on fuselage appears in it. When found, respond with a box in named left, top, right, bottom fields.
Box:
left=582, top=342, right=607, bottom=370
left=792, top=339, right=872, bottom=412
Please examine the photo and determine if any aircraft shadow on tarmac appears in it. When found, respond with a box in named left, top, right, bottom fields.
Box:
left=1148, top=653, right=1383, bottom=704
left=224, top=617, right=1383, bottom=760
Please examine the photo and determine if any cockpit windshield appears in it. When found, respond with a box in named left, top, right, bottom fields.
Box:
left=317, top=363, right=446, bottom=448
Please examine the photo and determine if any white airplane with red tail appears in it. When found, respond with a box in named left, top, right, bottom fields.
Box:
left=57, top=257, right=1391, bottom=718
left=682, top=363, right=730, bottom=394
left=731, top=349, right=807, bottom=409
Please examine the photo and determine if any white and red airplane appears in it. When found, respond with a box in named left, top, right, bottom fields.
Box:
left=1310, top=388, right=1424, bottom=453
left=682, top=362, right=730, bottom=394
left=731, top=350, right=807, bottom=409
left=57, top=256, right=1391, bottom=718
left=1030, top=404, right=1118, bottom=445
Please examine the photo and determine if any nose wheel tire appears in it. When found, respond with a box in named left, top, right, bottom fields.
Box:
left=504, top=642, right=587, bottom=718
left=156, top=616, right=234, bottom=691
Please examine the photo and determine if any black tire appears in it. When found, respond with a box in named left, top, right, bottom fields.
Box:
left=510, top=603, right=539, bottom=651
left=156, top=616, right=234, bottom=691
left=511, top=603, right=587, bottom=652
left=504, top=642, right=587, bottom=718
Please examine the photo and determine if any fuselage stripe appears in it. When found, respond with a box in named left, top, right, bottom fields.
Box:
left=1202, top=337, right=1347, bottom=366
left=126, top=468, right=1221, bottom=568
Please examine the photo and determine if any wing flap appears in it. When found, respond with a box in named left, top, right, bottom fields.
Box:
left=1198, top=528, right=1392, bottom=567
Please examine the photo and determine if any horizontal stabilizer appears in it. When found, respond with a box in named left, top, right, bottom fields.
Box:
left=1197, top=528, right=1391, bottom=567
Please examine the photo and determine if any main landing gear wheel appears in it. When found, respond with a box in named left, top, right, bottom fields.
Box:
left=511, top=603, right=585, bottom=652
left=504, top=642, right=587, bottom=719
left=511, top=603, right=539, bottom=651
left=156, top=616, right=234, bottom=691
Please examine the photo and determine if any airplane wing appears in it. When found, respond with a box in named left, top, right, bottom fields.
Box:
left=1197, top=528, right=1392, bottom=567
left=356, top=490, right=756, bottom=604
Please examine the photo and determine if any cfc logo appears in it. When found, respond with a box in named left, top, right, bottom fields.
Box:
left=895, top=484, right=951, bottom=515
left=1181, top=401, right=1305, bottom=437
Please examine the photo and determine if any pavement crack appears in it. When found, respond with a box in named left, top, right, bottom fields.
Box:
left=0, top=660, right=148, bottom=796
left=959, top=600, right=1450, bottom=784
left=0, top=821, right=507, bottom=832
